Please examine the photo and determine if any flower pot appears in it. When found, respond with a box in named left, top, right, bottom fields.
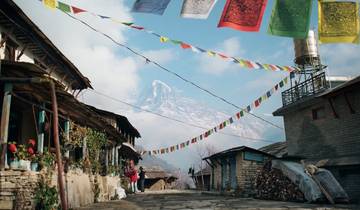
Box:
left=10, top=160, right=19, bottom=169
left=19, top=160, right=31, bottom=171
left=31, top=162, right=39, bottom=171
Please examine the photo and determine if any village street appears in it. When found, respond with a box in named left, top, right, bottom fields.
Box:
left=76, top=191, right=360, bottom=210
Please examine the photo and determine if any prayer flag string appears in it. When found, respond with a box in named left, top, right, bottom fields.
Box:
left=139, top=75, right=290, bottom=156
left=38, top=0, right=300, bottom=73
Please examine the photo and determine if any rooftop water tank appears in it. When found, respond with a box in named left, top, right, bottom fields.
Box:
left=294, top=30, right=320, bottom=67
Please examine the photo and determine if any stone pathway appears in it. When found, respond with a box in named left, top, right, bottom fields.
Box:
left=76, top=191, right=359, bottom=210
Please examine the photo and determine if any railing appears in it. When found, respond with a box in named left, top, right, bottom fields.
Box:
left=282, top=72, right=328, bottom=106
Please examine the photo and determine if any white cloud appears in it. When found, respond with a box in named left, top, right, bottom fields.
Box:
left=320, top=44, right=360, bottom=77
left=198, top=37, right=245, bottom=75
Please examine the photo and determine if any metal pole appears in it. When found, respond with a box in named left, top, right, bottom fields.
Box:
left=50, top=81, right=67, bottom=210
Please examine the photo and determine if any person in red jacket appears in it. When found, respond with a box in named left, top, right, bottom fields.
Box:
left=125, top=160, right=138, bottom=193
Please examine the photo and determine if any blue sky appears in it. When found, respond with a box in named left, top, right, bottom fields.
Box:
left=14, top=0, right=360, bottom=169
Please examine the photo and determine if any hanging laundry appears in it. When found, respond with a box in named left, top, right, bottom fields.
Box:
left=318, top=0, right=359, bottom=44
left=181, top=0, right=218, bottom=19
left=268, top=0, right=312, bottom=38
left=131, top=0, right=171, bottom=15
left=218, top=0, right=268, bottom=32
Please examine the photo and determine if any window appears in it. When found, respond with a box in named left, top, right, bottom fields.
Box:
left=312, top=107, right=326, bottom=120
left=244, top=151, right=264, bottom=162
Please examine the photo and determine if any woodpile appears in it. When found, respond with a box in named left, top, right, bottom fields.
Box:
left=255, top=162, right=305, bottom=202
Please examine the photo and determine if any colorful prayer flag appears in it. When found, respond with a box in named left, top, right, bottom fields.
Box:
left=160, top=36, right=169, bottom=43
left=180, top=42, right=192, bottom=49
left=57, top=1, right=71, bottom=13
left=171, top=39, right=182, bottom=44
left=318, top=0, right=359, bottom=44
left=44, top=0, right=56, bottom=9
left=131, top=0, right=171, bottom=15
left=71, top=6, right=86, bottom=14
left=218, top=0, right=268, bottom=32
left=181, top=0, right=218, bottom=19
left=207, top=51, right=216, bottom=56
left=122, top=22, right=134, bottom=26
left=268, top=0, right=312, bottom=38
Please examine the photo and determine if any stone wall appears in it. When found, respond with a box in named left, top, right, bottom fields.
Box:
left=0, top=171, right=38, bottom=210
left=0, top=169, right=121, bottom=210
left=283, top=89, right=360, bottom=160
left=210, top=152, right=267, bottom=195
left=147, top=179, right=166, bottom=191
left=235, top=153, right=265, bottom=197
left=212, top=162, right=221, bottom=191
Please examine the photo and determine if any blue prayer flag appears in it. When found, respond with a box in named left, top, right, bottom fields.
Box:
left=131, top=0, right=171, bottom=15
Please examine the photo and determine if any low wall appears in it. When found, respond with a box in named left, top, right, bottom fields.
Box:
left=0, top=169, right=121, bottom=210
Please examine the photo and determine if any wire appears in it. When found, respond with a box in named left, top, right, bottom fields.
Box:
left=62, top=11, right=284, bottom=130
left=89, top=89, right=278, bottom=143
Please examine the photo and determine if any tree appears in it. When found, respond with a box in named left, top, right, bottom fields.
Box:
left=193, top=143, right=216, bottom=190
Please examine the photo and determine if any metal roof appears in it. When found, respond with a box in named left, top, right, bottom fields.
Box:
left=259, top=141, right=288, bottom=158
left=203, top=146, right=273, bottom=160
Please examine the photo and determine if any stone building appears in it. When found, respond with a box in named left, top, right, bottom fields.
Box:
left=273, top=75, right=360, bottom=202
left=193, top=166, right=211, bottom=191
left=143, top=168, right=178, bottom=191
left=0, top=1, right=141, bottom=209
left=203, top=146, right=272, bottom=197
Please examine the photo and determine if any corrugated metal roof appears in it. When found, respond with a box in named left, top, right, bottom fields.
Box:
left=203, top=146, right=273, bottom=160
left=259, top=141, right=288, bottom=158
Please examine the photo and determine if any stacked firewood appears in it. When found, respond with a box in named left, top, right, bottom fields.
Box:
left=255, top=162, right=305, bottom=202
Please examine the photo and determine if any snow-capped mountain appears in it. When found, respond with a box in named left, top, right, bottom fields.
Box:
left=137, top=80, right=269, bottom=140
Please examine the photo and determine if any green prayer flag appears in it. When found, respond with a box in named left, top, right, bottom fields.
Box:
left=268, top=0, right=312, bottom=38
left=57, top=1, right=71, bottom=13
left=122, top=22, right=134, bottom=26
left=170, top=39, right=182, bottom=44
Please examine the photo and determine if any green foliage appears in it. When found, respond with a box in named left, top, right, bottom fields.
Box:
left=62, top=121, right=86, bottom=150
left=40, top=148, right=55, bottom=168
left=34, top=181, right=59, bottom=210
left=16, top=145, right=29, bottom=160
left=86, top=128, right=107, bottom=175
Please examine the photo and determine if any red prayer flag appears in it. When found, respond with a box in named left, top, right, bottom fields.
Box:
left=236, top=112, right=241, bottom=119
left=218, top=53, right=229, bottom=59
left=71, top=6, right=87, bottom=14
left=131, top=26, right=145, bottom=30
left=218, top=0, right=268, bottom=32
left=180, top=42, right=191, bottom=49
left=255, top=99, right=260, bottom=107
left=245, top=60, right=254, bottom=68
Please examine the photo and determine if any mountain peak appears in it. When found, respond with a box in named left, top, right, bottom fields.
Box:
left=152, top=80, right=172, bottom=98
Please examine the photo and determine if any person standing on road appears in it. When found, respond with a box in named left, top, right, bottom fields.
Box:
left=125, top=160, right=138, bottom=193
left=138, top=166, right=146, bottom=192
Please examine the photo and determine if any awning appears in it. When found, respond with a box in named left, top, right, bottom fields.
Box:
left=119, top=142, right=141, bottom=160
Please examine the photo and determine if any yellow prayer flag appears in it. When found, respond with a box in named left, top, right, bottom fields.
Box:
left=160, top=36, right=169, bottom=43
left=44, top=0, right=56, bottom=9
left=319, top=0, right=359, bottom=44
left=207, top=51, right=216, bottom=56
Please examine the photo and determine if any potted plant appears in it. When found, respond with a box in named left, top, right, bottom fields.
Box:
left=8, top=142, right=19, bottom=169
left=30, top=154, right=41, bottom=172
left=17, top=145, right=31, bottom=170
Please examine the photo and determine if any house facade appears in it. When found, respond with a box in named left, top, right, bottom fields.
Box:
left=273, top=75, right=360, bottom=202
left=0, top=1, right=142, bottom=209
left=204, top=146, right=272, bottom=197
